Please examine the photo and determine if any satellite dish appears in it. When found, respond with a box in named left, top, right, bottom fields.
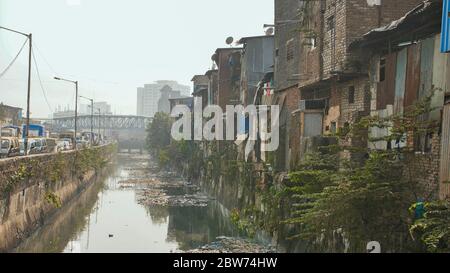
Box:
left=265, top=27, right=274, bottom=36
left=211, top=53, right=218, bottom=61
left=225, top=36, right=234, bottom=45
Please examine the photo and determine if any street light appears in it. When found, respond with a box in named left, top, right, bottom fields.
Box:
left=0, top=26, right=32, bottom=155
left=79, top=95, right=94, bottom=146
left=88, top=105, right=101, bottom=140
left=54, top=77, right=78, bottom=150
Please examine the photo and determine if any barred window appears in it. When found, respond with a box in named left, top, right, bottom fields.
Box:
left=286, top=39, right=294, bottom=61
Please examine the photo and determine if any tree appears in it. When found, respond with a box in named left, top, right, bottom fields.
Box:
left=146, top=112, right=172, bottom=155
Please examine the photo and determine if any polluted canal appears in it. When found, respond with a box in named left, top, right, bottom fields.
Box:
left=14, top=153, right=275, bottom=253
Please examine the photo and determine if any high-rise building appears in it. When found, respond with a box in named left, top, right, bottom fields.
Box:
left=80, top=102, right=112, bottom=115
left=136, top=80, right=190, bottom=117
left=157, top=85, right=182, bottom=114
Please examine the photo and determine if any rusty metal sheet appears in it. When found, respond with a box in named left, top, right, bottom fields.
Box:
left=404, top=43, right=421, bottom=108
left=431, top=34, right=447, bottom=121
left=394, top=48, right=407, bottom=114
left=377, top=52, right=397, bottom=110
left=419, top=37, right=435, bottom=99
left=440, top=103, right=450, bottom=200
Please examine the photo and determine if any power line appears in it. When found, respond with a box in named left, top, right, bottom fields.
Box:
left=32, top=48, right=53, bottom=113
left=0, top=37, right=28, bottom=79
left=33, top=41, right=60, bottom=77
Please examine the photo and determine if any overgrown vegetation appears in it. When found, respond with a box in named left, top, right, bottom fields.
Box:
left=284, top=92, right=444, bottom=252
left=0, top=145, right=114, bottom=207
left=44, top=191, right=62, bottom=208
left=145, top=112, right=203, bottom=178
left=410, top=201, right=450, bottom=253
left=145, top=90, right=446, bottom=252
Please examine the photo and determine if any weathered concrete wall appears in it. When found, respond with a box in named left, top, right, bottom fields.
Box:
left=0, top=144, right=116, bottom=252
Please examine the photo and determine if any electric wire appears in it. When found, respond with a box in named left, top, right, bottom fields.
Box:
left=32, top=48, right=54, bottom=113
left=0, top=37, right=28, bottom=79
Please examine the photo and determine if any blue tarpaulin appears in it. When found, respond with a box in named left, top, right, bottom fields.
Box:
left=442, top=0, right=450, bottom=52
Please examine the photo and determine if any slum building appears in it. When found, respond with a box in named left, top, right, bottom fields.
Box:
left=272, top=0, right=303, bottom=171
left=354, top=0, right=449, bottom=200
left=294, top=0, right=425, bottom=163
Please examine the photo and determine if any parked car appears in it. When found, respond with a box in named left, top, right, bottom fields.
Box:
left=28, top=139, right=40, bottom=155
left=56, top=139, right=72, bottom=152
left=1, top=137, right=21, bottom=158
left=46, top=138, right=58, bottom=153
left=56, top=140, right=66, bottom=152
left=32, top=139, right=43, bottom=154
left=39, top=138, right=48, bottom=153
left=19, top=139, right=39, bottom=155
left=1, top=126, right=21, bottom=137
left=76, top=138, right=89, bottom=149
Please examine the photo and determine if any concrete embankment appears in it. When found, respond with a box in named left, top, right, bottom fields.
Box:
left=0, top=144, right=116, bottom=252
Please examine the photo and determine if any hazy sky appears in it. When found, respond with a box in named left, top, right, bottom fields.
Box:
left=0, top=0, right=274, bottom=117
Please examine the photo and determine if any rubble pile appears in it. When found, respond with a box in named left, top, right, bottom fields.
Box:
left=120, top=158, right=209, bottom=208
left=186, top=237, right=276, bottom=253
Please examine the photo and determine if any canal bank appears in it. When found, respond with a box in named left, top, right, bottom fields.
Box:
left=0, top=144, right=116, bottom=252
left=13, top=153, right=274, bottom=253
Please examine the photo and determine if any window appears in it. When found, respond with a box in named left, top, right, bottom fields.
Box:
left=310, top=37, right=317, bottom=50
left=348, top=86, right=355, bottom=104
left=1, top=139, right=9, bottom=149
left=330, top=122, right=337, bottom=134
left=286, top=39, right=294, bottom=61
left=327, top=15, right=335, bottom=31
left=379, top=57, right=386, bottom=82
left=415, top=132, right=433, bottom=153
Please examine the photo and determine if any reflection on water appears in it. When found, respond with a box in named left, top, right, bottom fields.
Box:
left=14, top=155, right=244, bottom=253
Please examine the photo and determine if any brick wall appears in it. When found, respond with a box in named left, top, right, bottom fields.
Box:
left=338, top=77, right=371, bottom=126
left=322, top=0, right=347, bottom=76
left=345, top=0, right=423, bottom=72
left=299, top=0, right=324, bottom=88
left=321, top=0, right=424, bottom=78
left=274, top=0, right=302, bottom=92
left=404, top=134, right=441, bottom=200
left=274, top=85, right=301, bottom=171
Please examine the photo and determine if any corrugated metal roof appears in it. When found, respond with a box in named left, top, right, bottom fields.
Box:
left=364, top=0, right=434, bottom=36
left=350, top=0, right=442, bottom=49
left=441, top=0, right=450, bottom=52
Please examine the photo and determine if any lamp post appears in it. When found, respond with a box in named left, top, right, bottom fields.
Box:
left=96, top=108, right=101, bottom=138
left=0, top=26, right=32, bottom=155
left=88, top=106, right=101, bottom=142
left=79, top=95, right=94, bottom=146
left=54, top=77, right=78, bottom=150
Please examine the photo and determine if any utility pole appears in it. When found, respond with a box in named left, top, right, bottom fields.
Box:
left=89, top=100, right=93, bottom=146
left=26, top=33, right=32, bottom=156
left=0, top=26, right=32, bottom=156
left=75, top=81, right=78, bottom=146
left=54, top=77, right=78, bottom=150
left=93, top=107, right=101, bottom=139
left=80, top=96, right=94, bottom=146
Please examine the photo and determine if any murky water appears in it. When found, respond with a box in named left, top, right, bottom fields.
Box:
left=14, top=154, right=246, bottom=253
